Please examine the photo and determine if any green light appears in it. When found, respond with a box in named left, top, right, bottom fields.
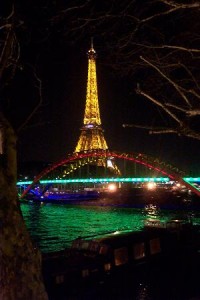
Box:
left=184, top=177, right=200, bottom=182
left=17, top=181, right=32, bottom=185
left=17, top=177, right=200, bottom=186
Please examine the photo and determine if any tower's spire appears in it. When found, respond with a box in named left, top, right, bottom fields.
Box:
left=84, top=41, right=101, bottom=126
left=87, top=38, right=95, bottom=58
left=91, top=37, right=94, bottom=49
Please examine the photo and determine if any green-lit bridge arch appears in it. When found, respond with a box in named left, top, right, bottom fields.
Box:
left=20, top=150, right=200, bottom=198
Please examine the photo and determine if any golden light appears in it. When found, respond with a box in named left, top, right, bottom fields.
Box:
left=147, top=182, right=156, bottom=190
left=108, top=183, right=117, bottom=192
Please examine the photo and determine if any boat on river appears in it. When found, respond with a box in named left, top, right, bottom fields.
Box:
left=21, top=185, right=200, bottom=210
left=23, top=190, right=100, bottom=204
left=42, top=219, right=200, bottom=298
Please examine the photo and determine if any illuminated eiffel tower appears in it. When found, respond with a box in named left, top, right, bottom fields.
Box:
left=74, top=41, right=120, bottom=175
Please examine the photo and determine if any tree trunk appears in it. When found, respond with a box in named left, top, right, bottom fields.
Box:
left=0, top=114, right=48, bottom=299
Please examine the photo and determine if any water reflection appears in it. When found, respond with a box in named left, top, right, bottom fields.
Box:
left=135, top=283, right=151, bottom=300
left=144, top=203, right=160, bottom=217
left=20, top=202, right=195, bottom=253
left=21, top=203, right=146, bottom=252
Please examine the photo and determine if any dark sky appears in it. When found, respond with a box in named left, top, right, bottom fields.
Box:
left=2, top=1, right=199, bottom=176
left=16, top=40, right=200, bottom=176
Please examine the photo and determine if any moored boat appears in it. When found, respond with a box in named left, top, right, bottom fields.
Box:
left=42, top=219, right=200, bottom=298
left=23, top=190, right=100, bottom=204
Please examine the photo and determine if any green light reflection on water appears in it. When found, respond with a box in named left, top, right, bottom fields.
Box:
left=20, top=203, right=180, bottom=253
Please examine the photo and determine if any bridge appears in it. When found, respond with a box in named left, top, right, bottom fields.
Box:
left=17, top=177, right=200, bottom=186
left=19, top=44, right=200, bottom=200
left=19, top=150, right=200, bottom=198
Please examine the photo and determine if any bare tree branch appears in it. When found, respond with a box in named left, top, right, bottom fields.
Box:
left=140, top=56, right=192, bottom=107
left=136, top=86, right=182, bottom=124
left=187, top=110, right=200, bottom=117
left=132, top=43, right=200, bottom=53
left=17, top=68, right=43, bottom=132
left=165, top=103, right=187, bottom=113
left=158, top=0, right=200, bottom=9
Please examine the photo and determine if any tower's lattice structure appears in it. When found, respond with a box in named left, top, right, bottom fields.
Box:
left=74, top=42, right=120, bottom=175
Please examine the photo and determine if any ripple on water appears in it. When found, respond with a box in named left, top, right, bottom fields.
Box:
left=20, top=202, right=191, bottom=253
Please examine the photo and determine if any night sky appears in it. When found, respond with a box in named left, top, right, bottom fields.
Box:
left=17, top=40, right=200, bottom=176
left=2, top=1, right=199, bottom=176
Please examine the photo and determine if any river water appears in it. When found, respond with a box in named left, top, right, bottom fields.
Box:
left=20, top=202, right=199, bottom=253
left=20, top=202, right=200, bottom=299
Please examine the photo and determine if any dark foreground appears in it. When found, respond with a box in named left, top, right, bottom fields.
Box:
left=42, top=220, right=200, bottom=299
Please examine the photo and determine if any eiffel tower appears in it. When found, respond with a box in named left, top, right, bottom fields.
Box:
left=74, top=41, right=120, bottom=175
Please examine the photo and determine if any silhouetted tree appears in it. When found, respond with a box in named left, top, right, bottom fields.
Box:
left=0, top=3, right=48, bottom=299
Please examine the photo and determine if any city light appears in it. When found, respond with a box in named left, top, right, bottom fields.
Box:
left=17, top=177, right=171, bottom=185
left=147, top=182, right=157, bottom=190
left=107, top=183, right=117, bottom=192
left=16, top=177, right=200, bottom=186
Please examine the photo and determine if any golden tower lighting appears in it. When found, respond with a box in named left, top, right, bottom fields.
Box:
left=74, top=41, right=120, bottom=174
